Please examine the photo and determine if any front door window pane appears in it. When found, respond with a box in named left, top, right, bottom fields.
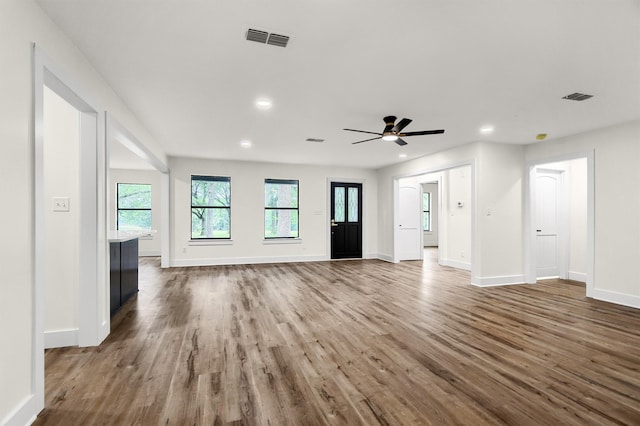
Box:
left=334, top=187, right=345, bottom=222
left=348, top=187, right=359, bottom=222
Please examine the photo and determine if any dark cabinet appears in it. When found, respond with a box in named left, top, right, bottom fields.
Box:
left=109, top=238, right=139, bottom=316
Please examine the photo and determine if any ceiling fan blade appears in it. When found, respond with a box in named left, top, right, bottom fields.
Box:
left=344, top=128, right=383, bottom=136
left=352, top=137, right=382, bottom=145
left=382, top=115, right=396, bottom=133
left=395, top=138, right=408, bottom=146
left=392, top=118, right=412, bottom=133
left=400, top=129, right=445, bottom=136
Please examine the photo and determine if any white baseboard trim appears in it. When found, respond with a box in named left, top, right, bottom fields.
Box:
left=590, top=288, right=640, bottom=309
left=376, top=253, right=394, bottom=263
left=568, top=271, right=587, bottom=282
left=471, top=274, right=527, bottom=287
left=440, top=258, right=471, bottom=271
left=1, top=394, right=37, bottom=426
left=139, top=250, right=161, bottom=257
left=44, top=328, right=79, bottom=349
left=171, top=254, right=328, bottom=267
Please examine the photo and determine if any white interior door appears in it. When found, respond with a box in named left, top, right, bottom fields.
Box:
left=398, top=184, right=422, bottom=260
left=535, top=169, right=563, bottom=278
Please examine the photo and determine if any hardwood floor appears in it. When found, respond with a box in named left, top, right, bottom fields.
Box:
left=35, top=250, right=640, bottom=425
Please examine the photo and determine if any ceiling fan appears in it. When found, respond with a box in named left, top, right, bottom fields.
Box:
left=344, top=115, right=445, bottom=146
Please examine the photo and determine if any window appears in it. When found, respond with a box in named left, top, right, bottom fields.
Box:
left=423, top=192, right=431, bottom=231
left=264, top=179, right=299, bottom=238
left=117, top=183, right=152, bottom=231
left=191, top=175, right=231, bottom=239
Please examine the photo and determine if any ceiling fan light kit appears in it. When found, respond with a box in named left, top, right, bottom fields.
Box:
left=344, top=115, right=444, bottom=146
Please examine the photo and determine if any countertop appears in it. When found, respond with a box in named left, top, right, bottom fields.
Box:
left=107, top=230, right=155, bottom=243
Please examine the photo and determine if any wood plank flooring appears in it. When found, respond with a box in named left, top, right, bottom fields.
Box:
left=35, top=249, right=640, bottom=425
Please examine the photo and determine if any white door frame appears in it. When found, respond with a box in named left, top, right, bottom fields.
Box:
left=33, top=44, right=107, bottom=412
left=393, top=160, right=476, bottom=283
left=524, top=151, right=594, bottom=296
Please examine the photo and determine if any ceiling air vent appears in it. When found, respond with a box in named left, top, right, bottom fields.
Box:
left=245, top=28, right=290, bottom=48
left=305, top=138, right=325, bottom=143
left=562, top=92, right=593, bottom=101
left=246, top=28, right=268, bottom=44
left=267, top=33, right=289, bottom=48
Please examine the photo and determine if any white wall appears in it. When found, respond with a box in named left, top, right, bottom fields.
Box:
left=439, top=166, right=472, bottom=269
left=422, top=182, right=438, bottom=247
left=170, top=157, right=378, bottom=265
left=43, top=87, right=80, bottom=346
left=0, top=1, right=165, bottom=423
left=526, top=120, right=640, bottom=306
left=376, top=142, right=480, bottom=260
left=109, top=169, right=163, bottom=256
left=377, top=142, right=525, bottom=285
left=475, top=142, right=525, bottom=281
left=568, top=158, right=587, bottom=280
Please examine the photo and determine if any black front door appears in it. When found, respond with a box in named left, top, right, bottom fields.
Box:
left=331, top=182, right=363, bottom=259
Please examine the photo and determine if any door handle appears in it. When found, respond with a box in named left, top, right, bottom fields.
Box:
left=331, top=219, right=338, bottom=227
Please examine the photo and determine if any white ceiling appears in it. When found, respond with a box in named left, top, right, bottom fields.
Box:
left=36, top=0, right=640, bottom=169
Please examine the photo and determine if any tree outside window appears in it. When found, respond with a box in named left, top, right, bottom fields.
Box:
left=264, top=179, right=299, bottom=238
left=191, top=175, right=231, bottom=239
left=423, top=192, right=431, bottom=232
left=117, top=183, right=152, bottom=231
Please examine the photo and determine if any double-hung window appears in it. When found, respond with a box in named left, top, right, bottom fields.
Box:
left=264, top=179, right=299, bottom=238
left=191, top=175, right=231, bottom=239
left=423, top=192, right=431, bottom=231
left=117, top=183, right=152, bottom=231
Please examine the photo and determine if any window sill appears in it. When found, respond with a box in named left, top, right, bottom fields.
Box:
left=262, top=238, right=302, bottom=245
left=189, top=239, right=233, bottom=246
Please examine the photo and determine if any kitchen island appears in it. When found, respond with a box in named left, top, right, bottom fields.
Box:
left=108, top=230, right=150, bottom=316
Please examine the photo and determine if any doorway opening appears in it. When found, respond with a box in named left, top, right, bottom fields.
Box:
left=526, top=153, right=593, bottom=295
left=33, top=45, right=106, bottom=412
left=394, top=164, right=474, bottom=275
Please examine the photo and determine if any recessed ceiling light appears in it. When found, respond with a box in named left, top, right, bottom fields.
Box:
left=240, top=140, right=252, bottom=148
left=399, top=153, right=407, bottom=158
left=255, top=98, right=272, bottom=109
left=480, top=125, right=495, bottom=135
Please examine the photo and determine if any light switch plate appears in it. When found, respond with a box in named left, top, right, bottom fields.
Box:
left=53, top=197, right=70, bottom=212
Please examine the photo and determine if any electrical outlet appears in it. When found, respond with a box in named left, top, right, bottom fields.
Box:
left=53, top=197, right=70, bottom=212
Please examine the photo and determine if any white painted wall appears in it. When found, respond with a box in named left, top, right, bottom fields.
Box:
left=0, top=1, right=166, bottom=423
left=440, top=166, right=472, bottom=269
left=568, top=158, right=587, bottom=281
left=170, top=157, right=378, bottom=265
left=376, top=142, right=480, bottom=261
left=526, top=121, right=640, bottom=306
left=377, top=142, right=525, bottom=285
left=422, top=182, right=438, bottom=247
left=475, top=143, right=525, bottom=281
left=43, top=87, right=80, bottom=343
left=109, top=169, right=163, bottom=256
